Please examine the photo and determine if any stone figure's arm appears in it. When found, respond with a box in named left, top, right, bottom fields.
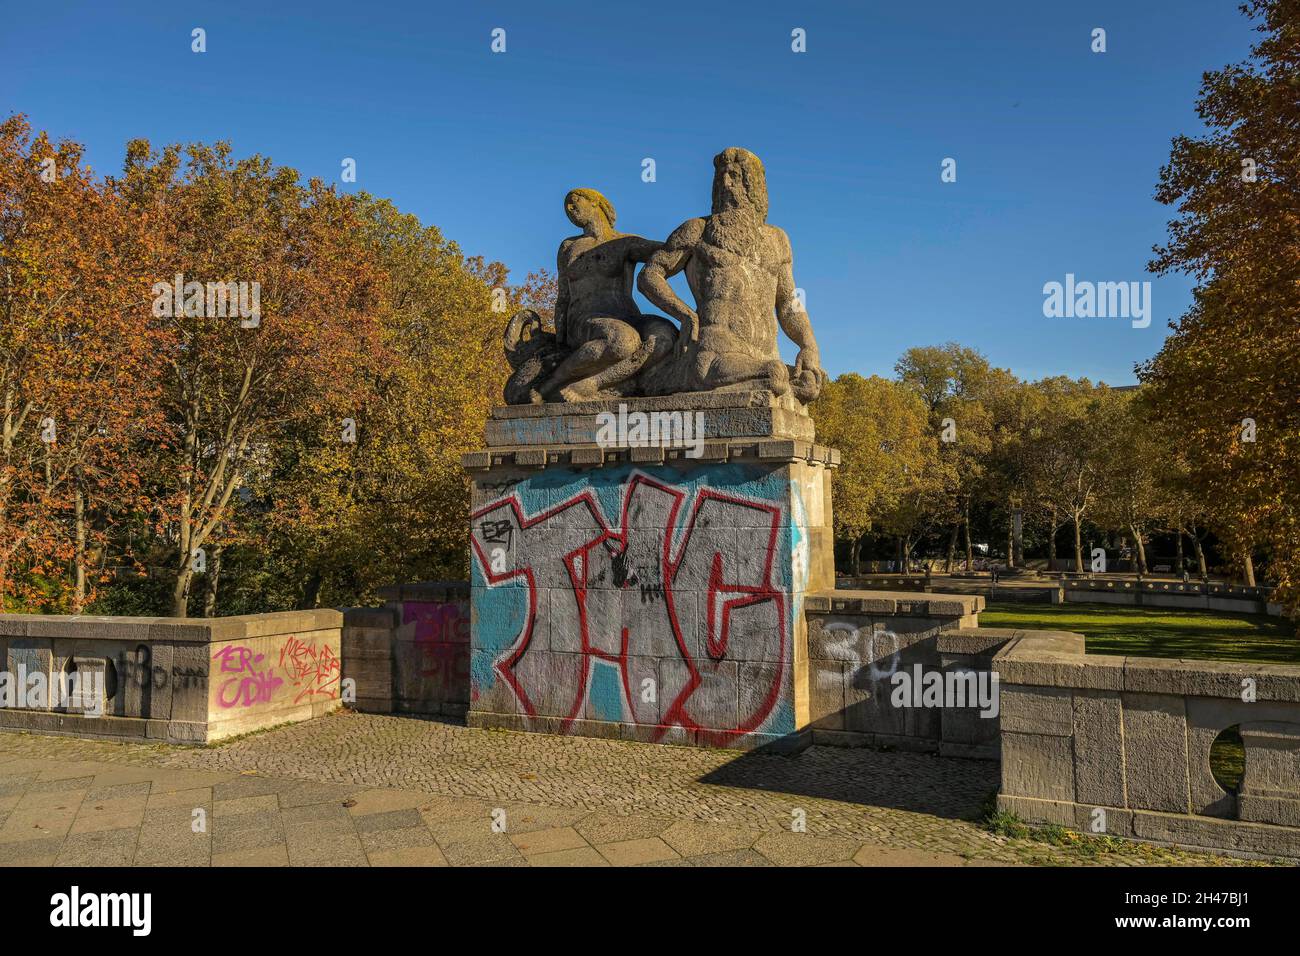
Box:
left=773, top=228, right=823, bottom=378
left=637, top=219, right=703, bottom=346
left=554, top=239, right=573, bottom=346
left=624, top=235, right=664, bottom=264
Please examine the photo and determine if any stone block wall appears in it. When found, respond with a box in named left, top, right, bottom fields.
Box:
left=0, top=610, right=342, bottom=744
left=996, top=630, right=1300, bottom=858
left=1054, top=578, right=1281, bottom=616
left=804, top=592, right=1002, bottom=758
left=463, top=443, right=838, bottom=752
left=341, top=582, right=471, bottom=717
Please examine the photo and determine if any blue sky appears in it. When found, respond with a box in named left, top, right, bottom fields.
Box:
left=1, top=1, right=1254, bottom=384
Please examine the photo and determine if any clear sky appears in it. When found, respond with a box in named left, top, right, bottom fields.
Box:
left=1, top=1, right=1255, bottom=384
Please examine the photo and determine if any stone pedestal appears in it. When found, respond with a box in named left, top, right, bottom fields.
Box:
left=461, top=391, right=838, bottom=752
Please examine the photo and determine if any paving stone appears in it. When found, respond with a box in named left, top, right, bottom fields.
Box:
left=352, top=807, right=424, bottom=833
left=526, top=846, right=609, bottom=867
left=55, top=827, right=139, bottom=866
left=70, top=806, right=145, bottom=834
left=596, top=836, right=680, bottom=866
left=213, top=845, right=289, bottom=867
left=84, top=781, right=153, bottom=803
left=660, top=819, right=760, bottom=857
left=438, top=834, right=523, bottom=866
left=367, top=845, right=450, bottom=866
left=0, top=835, right=65, bottom=864
left=211, top=809, right=284, bottom=855
left=280, top=802, right=352, bottom=827
left=360, top=825, right=436, bottom=854
left=753, top=831, right=866, bottom=867
left=0, top=714, right=1266, bottom=868
left=214, top=794, right=280, bottom=817
left=575, top=812, right=672, bottom=845
left=510, top=826, right=588, bottom=856
left=685, top=848, right=773, bottom=866
left=853, top=844, right=973, bottom=867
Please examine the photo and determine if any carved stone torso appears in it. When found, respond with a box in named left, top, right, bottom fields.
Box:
left=560, top=234, right=642, bottom=335
left=684, top=220, right=782, bottom=361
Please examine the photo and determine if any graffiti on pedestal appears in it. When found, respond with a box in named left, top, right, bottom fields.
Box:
left=470, top=469, right=793, bottom=745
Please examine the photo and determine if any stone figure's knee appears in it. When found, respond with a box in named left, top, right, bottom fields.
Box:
left=608, top=323, right=642, bottom=360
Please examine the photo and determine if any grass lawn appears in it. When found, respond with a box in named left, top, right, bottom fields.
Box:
left=980, top=601, right=1299, bottom=664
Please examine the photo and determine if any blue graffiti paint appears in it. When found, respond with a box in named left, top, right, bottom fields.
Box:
left=587, top=660, right=625, bottom=723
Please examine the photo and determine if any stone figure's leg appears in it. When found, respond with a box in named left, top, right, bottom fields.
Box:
left=698, top=350, right=791, bottom=396
left=535, top=317, right=641, bottom=401
left=569, top=315, right=678, bottom=398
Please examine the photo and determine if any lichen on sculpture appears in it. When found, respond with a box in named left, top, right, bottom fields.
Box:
left=503, top=148, right=827, bottom=405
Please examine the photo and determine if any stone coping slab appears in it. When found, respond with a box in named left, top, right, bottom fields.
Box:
left=376, top=581, right=470, bottom=603
left=992, top=630, right=1300, bottom=701
left=462, top=439, right=840, bottom=471
left=488, top=389, right=808, bottom=419
left=0, top=608, right=342, bottom=644
left=804, top=590, right=984, bottom=618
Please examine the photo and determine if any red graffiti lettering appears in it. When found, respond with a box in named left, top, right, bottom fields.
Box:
left=470, top=472, right=787, bottom=746
left=278, top=636, right=341, bottom=704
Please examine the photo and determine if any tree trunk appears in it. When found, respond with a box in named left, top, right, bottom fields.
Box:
left=1006, top=516, right=1014, bottom=570
left=202, top=545, right=223, bottom=618
left=1073, top=513, right=1084, bottom=573
left=1048, top=511, right=1058, bottom=567
left=851, top=533, right=866, bottom=576
left=945, top=524, right=958, bottom=573
left=1243, top=552, right=1256, bottom=587
left=1175, top=526, right=1185, bottom=573
left=73, top=482, right=87, bottom=614
left=963, top=504, right=973, bottom=570
left=1193, top=534, right=1207, bottom=577
left=171, top=564, right=193, bottom=618
left=1132, top=525, right=1147, bottom=575
left=299, top=568, right=323, bottom=611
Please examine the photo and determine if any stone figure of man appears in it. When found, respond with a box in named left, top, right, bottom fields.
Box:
left=637, top=147, right=827, bottom=403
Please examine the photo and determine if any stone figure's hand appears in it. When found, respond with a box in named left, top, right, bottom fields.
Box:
left=794, top=346, right=824, bottom=383
left=677, top=310, right=699, bottom=354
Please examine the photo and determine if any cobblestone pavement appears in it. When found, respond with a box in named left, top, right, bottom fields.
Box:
left=0, top=712, right=1274, bottom=866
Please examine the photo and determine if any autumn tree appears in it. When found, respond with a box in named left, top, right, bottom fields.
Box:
left=1093, top=390, right=1166, bottom=575
left=0, top=116, right=164, bottom=610
left=246, top=194, right=515, bottom=609
left=812, top=373, right=932, bottom=573
left=114, top=141, right=384, bottom=616
left=895, top=344, right=996, bottom=571
left=1142, top=0, right=1299, bottom=608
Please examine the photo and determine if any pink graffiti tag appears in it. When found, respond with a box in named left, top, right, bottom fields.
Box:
left=403, top=601, right=471, bottom=683
left=278, top=637, right=342, bottom=704
left=212, top=645, right=284, bottom=708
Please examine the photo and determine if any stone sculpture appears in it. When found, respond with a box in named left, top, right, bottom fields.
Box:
left=504, top=189, right=676, bottom=404
left=503, top=148, right=826, bottom=405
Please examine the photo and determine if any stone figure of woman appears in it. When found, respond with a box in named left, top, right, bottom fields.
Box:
left=527, top=188, right=676, bottom=403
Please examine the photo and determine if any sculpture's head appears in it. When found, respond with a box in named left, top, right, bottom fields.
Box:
left=711, top=148, right=768, bottom=222
left=564, top=188, right=616, bottom=232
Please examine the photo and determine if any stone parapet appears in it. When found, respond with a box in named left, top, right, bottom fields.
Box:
left=0, top=609, right=343, bottom=744
left=995, top=630, right=1300, bottom=858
